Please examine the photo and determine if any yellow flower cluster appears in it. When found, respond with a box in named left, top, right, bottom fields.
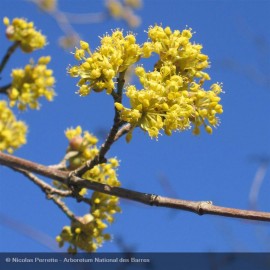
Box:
left=55, top=126, right=121, bottom=253
left=65, top=125, right=99, bottom=169
left=0, top=101, right=27, bottom=153
left=9, top=56, right=55, bottom=110
left=115, top=25, right=223, bottom=139
left=53, top=126, right=98, bottom=195
left=105, top=0, right=141, bottom=27
left=69, top=33, right=140, bottom=95
left=3, top=17, right=46, bottom=53
left=70, top=25, right=223, bottom=139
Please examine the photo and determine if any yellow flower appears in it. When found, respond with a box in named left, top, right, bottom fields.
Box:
left=114, top=25, right=223, bottom=139
left=56, top=126, right=121, bottom=253
left=61, top=126, right=99, bottom=170
left=68, top=25, right=223, bottom=140
left=3, top=17, right=46, bottom=52
left=68, top=30, right=141, bottom=95
left=9, top=56, right=55, bottom=110
left=0, top=101, right=27, bottom=153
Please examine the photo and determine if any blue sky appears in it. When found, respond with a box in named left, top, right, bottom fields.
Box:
left=1, top=0, right=270, bottom=253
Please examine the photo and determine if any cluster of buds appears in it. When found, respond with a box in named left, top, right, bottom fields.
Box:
left=69, top=25, right=223, bottom=140
left=55, top=126, right=121, bottom=253
left=69, top=32, right=141, bottom=95
left=3, top=17, right=46, bottom=53
left=0, top=17, right=52, bottom=153
left=115, top=25, right=223, bottom=139
left=9, top=56, right=55, bottom=110
left=0, top=101, right=27, bottom=153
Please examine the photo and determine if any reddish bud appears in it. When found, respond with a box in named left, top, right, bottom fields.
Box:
left=69, top=136, right=83, bottom=150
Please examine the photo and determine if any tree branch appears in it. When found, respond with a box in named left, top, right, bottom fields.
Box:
left=114, top=123, right=132, bottom=142
left=10, top=168, right=80, bottom=222
left=49, top=196, right=78, bottom=221
left=12, top=167, right=72, bottom=197
left=70, top=71, right=126, bottom=177
left=1, top=151, right=270, bottom=222
left=0, top=83, right=11, bottom=95
left=11, top=166, right=92, bottom=205
left=0, top=42, right=19, bottom=74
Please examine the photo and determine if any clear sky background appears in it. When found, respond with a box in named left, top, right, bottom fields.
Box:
left=0, top=0, right=270, bottom=253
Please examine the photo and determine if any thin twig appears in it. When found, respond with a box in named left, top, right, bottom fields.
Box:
left=12, top=167, right=91, bottom=205
left=114, top=123, right=132, bottom=142
left=48, top=151, right=78, bottom=170
left=0, top=83, right=11, bottom=95
left=71, top=71, right=126, bottom=177
left=49, top=196, right=78, bottom=221
left=0, top=42, right=19, bottom=74
left=11, top=167, right=80, bottom=222
left=12, top=167, right=72, bottom=197
left=1, top=151, right=270, bottom=222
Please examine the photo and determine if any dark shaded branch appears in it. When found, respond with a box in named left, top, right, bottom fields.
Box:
left=0, top=152, right=69, bottom=182
left=0, top=42, right=19, bottom=74
left=71, top=71, right=126, bottom=177
left=1, top=151, right=270, bottom=222
left=0, top=83, right=11, bottom=94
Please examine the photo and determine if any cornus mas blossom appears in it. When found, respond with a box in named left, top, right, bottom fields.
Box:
left=69, top=25, right=223, bottom=140
left=9, top=56, right=55, bottom=110
left=0, top=17, right=51, bottom=152
left=69, top=31, right=141, bottom=95
left=0, top=101, right=27, bottom=153
left=55, top=126, right=121, bottom=253
left=0, top=18, right=224, bottom=253
left=3, top=17, right=46, bottom=53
